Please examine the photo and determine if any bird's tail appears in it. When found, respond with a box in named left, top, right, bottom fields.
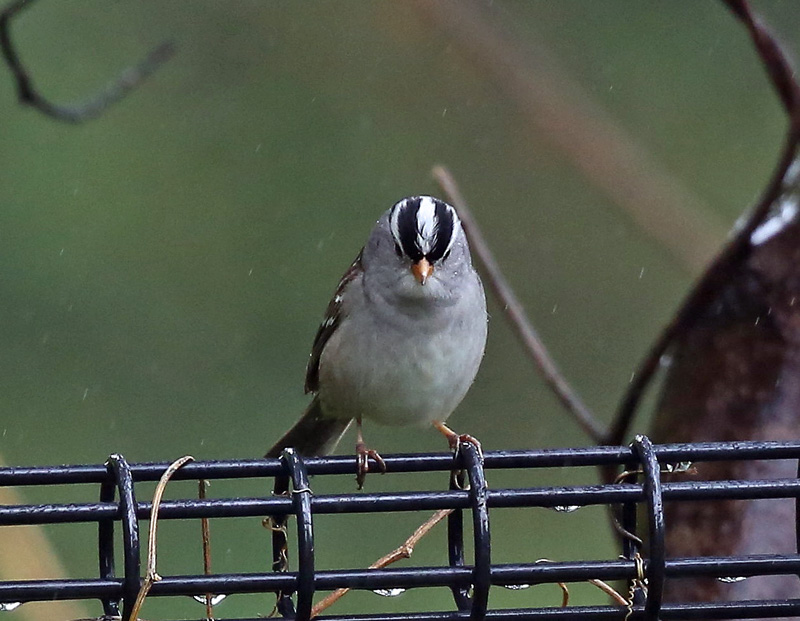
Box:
left=265, top=397, right=352, bottom=457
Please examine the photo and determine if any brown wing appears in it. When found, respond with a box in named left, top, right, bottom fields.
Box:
left=304, top=249, right=363, bottom=393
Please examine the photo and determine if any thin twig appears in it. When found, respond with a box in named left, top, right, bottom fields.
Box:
left=0, top=0, right=174, bottom=123
left=198, top=479, right=214, bottom=620
left=434, top=165, right=606, bottom=442
left=533, top=560, right=569, bottom=606
left=589, top=579, right=629, bottom=606
left=128, top=455, right=194, bottom=621
left=310, top=509, right=452, bottom=618
left=605, top=0, right=800, bottom=447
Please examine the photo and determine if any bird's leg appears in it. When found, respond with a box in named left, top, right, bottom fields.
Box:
left=355, top=417, right=386, bottom=489
left=433, top=421, right=483, bottom=459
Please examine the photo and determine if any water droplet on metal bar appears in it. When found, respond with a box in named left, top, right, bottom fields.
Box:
left=373, top=588, right=406, bottom=597
left=192, top=594, right=227, bottom=606
left=502, top=584, right=531, bottom=590
left=0, top=603, right=22, bottom=612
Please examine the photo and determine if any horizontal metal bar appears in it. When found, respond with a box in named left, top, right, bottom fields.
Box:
left=2, top=441, right=799, bottom=486
left=30, top=599, right=800, bottom=621
left=304, top=599, right=800, bottom=620
left=292, top=598, right=800, bottom=620
left=3, top=478, right=799, bottom=526
left=3, top=555, right=799, bottom=604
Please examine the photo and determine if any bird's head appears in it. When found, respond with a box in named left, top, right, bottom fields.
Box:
left=387, top=195, right=462, bottom=286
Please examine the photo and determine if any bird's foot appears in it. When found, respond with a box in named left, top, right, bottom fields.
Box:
left=433, top=421, right=483, bottom=460
left=355, top=441, right=386, bottom=490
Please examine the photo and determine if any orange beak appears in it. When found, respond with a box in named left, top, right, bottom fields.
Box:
left=411, top=257, right=433, bottom=285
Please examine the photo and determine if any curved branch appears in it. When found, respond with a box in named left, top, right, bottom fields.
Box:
left=0, top=0, right=174, bottom=123
left=433, top=165, right=606, bottom=442
left=606, top=0, right=800, bottom=446
left=724, top=0, right=800, bottom=113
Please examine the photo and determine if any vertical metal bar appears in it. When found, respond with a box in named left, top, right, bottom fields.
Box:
left=797, top=457, right=800, bottom=573
left=282, top=449, right=315, bottom=621
left=105, top=454, right=140, bottom=621
left=271, top=462, right=294, bottom=618
left=98, top=459, right=120, bottom=619
left=632, top=435, right=665, bottom=620
left=447, top=468, right=470, bottom=610
left=463, top=444, right=490, bottom=621
left=621, top=447, right=645, bottom=608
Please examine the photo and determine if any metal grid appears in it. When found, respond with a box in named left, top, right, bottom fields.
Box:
left=1, top=436, right=800, bottom=620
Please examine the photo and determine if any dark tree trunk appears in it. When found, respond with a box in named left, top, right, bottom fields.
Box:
left=652, top=186, right=800, bottom=612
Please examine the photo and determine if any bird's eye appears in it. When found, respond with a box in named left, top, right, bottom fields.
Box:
left=394, top=242, right=403, bottom=258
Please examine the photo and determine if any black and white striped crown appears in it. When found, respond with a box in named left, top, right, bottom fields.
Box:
left=388, top=196, right=460, bottom=263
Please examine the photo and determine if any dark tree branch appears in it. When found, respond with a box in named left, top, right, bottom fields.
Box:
left=606, top=0, right=800, bottom=447
left=723, top=0, right=800, bottom=114
left=433, top=165, right=606, bottom=443
left=0, top=0, right=174, bottom=123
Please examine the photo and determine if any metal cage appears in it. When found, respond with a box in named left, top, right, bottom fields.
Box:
left=1, top=436, right=800, bottom=620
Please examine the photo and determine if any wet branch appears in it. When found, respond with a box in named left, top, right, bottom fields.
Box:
left=0, top=0, right=174, bottom=123
left=311, top=509, right=452, bottom=617
left=433, top=165, right=606, bottom=443
left=605, top=0, right=800, bottom=447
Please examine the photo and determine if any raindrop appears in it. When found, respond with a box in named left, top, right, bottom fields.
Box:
left=663, top=461, right=693, bottom=474
left=502, top=584, right=531, bottom=591
left=551, top=505, right=580, bottom=513
left=192, top=594, right=227, bottom=606
left=373, top=588, right=406, bottom=597
left=718, top=576, right=747, bottom=584
left=0, top=603, right=22, bottom=612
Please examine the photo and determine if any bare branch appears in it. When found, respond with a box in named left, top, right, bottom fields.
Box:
left=198, top=480, right=214, bottom=620
left=311, top=509, right=452, bottom=617
left=128, top=455, right=194, bottom=621
left=0, top=0, right=174, bottom=123
left=723, top=0, right=800, bottom=113
left=433, top=165, right=606, bottom=442
left=606, top=0, right=800, bottom=447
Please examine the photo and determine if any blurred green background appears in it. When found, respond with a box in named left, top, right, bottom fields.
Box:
left=0, top=1, right=796, bottom=618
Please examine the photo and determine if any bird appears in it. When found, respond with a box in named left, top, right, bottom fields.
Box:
left=266, top=195, right=488, bottom=487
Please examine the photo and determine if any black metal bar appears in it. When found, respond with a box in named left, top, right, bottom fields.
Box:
left=283, top=449, right=315, bottom=621
left=3, top=441, right=800, bottom=619
left=5, top=478, right=800, bottom=526
left=98, top=461, right=120, bottom=618
left=106, top=454, right=140, bottom=621
left=271, top=458, right=293, bottom=617
left=4, top=554, right=800, bottom=603
left=619, top=447, right=643, bottom=608
left=22, top=599, right=800, bottom=621
left=631, top=435, right=665, bottom=620
left=3, top=442, right=800, bottom=486
left=463, top=445, right=491, bottom=621
left=448, top=468, right=470, bottom=610
left=796, top=456, right=800, bottom=579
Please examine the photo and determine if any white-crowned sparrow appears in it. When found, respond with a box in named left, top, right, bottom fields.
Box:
left=266, top=196, right=487, bottom=486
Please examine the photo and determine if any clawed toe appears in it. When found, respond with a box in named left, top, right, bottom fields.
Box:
left=356, top=442, right=386, bottom=489
left=433, top=421, right=483, bottom=460
left=449, top=433, right=483, bottom=459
